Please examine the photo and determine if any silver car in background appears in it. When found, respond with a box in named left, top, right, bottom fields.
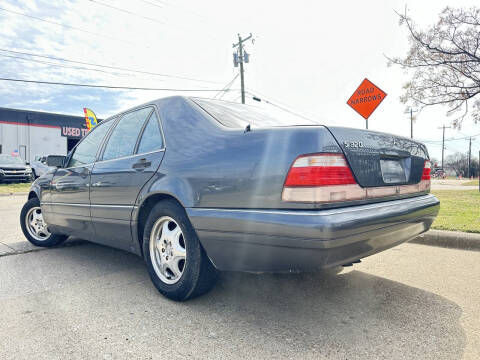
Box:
left=31, top=155, right=64, bottom=179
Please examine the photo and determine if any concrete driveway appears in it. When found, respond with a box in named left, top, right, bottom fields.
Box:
left=1, top=195, right=479, bottom=359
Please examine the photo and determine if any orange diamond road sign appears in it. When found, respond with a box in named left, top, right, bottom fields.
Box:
left=347, top=78, right=387, bottom=120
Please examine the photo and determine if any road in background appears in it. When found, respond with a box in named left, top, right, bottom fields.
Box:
left=1, top=195, right=479, bottom=359
left=431, top=179, right=478, bottom=191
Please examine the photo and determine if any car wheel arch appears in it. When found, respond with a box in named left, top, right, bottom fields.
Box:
left=28, top=191, right=38, bottom=200
left=136, top=192, right=186, bottom=257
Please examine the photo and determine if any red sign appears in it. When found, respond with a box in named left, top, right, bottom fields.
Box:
left=347, top=78, right=387, bottom=119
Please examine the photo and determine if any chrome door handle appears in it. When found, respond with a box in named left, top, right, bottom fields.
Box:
left=132, top=158, right=151, bottom=170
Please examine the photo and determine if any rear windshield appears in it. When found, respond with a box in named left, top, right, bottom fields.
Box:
left=192, top=98, right=320, bottom=128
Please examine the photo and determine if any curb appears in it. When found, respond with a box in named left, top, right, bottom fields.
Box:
left=0, top=239, right=86, bottom=257
left=0, top=192, right=28, bottom=197
left=411, top=229, right=480, bottom=251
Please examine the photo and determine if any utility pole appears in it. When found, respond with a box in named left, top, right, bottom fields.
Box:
left=233, top=33, right=253, bottom=104
left=404, top=107, right=418, bottom=138
left=437, top=125, right=451, bottom=169
left=467, top=137, right=472, bottom=178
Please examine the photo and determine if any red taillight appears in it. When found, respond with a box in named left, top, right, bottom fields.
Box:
left=422, top=160, right=431, bottom=180
left=282, top=154, right=431, bottom=203
left=282, top=153, right=363, bottom=203
left=284, top=154, right=356, bottom=187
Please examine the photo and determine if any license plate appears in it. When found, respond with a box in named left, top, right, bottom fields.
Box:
left=380, top=159, right=406, bottom=183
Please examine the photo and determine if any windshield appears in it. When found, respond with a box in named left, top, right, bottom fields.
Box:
left=0, top=155, right=25, bottom=165
left=192, top=98, right=320, bottom=128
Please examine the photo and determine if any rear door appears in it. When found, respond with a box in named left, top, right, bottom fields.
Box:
left=49, top=120, right=114, bottom=238
left=89, top=106, right=165, bottom=251
left=326, top=126, right=428, bottom=187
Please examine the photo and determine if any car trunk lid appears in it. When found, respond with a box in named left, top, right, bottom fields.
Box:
left=325, top=126, right=429, bottom=187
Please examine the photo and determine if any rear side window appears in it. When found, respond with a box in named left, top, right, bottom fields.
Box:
left=137, top=112, right=163, bottom=154
left=102, top=107, right=153, bottom=161
left=68, top=120, right=113, bottom=167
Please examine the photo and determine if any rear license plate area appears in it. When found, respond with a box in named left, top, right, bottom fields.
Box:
left=380, top=159, right=407, bottom=184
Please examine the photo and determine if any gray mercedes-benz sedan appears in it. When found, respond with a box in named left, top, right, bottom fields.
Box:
left=20, top=96, right=439, bottom=301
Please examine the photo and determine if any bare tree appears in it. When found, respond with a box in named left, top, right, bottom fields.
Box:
left=444, top=152, right=479, bottom=176
left=445, top=152, right=468, bottom=176
left=388, top=7, right=480, bottom=127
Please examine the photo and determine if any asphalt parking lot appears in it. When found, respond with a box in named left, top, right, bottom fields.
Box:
left=1, top=195, right=479, bottom=359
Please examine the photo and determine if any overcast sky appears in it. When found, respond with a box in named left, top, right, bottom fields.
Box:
left=0, top=0, right=479, bottom=162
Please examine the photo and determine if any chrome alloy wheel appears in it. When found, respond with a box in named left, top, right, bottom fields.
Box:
left=149, top=216, right=187, bottom=285
left=25, top=206, right=51, bottom=241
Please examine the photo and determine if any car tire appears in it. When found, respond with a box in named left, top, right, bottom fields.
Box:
left=20, top=197, right=68, bottom=247
left=143, top=199, right=218, bottom=301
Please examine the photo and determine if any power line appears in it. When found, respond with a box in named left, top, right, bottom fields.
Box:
left=89, top=0, right=216, bottom=39
left=0, top=6, right=135, bottom=46
left=213, top=74, right=239, bottom=99
left=0, top=48, right=220, bottom=84
left=89, top=0, right=168, bottom=25
left=421, top=133, right=480, bottom=143
left=154, top=0, right=212, bottom=24
left=247, top=92, right=320, bottom=124
left=0, top=77, right=237, bottom=92
left=247, top=87, right=293, bottom=109
left=139, top=0, right=165, bottom=9
left=0, top=53, right=131, bottom=78
left=150, top=0, right=170, bottom=4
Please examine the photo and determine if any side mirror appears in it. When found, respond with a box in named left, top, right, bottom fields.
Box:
left=46, top=155, right=66, bottom=168
left=25, top=162, right=30, bottom=165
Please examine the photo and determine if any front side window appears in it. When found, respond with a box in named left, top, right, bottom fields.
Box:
left=102, top=107, right=153, bottom=161
left=68, top=120, right=113, bottom=168
left=137, top=112, right=163, bottom=154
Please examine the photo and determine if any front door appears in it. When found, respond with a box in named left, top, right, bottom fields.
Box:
left=90, top=107, right=165, bottom=251
left=48, top=120, right=114, bottom=239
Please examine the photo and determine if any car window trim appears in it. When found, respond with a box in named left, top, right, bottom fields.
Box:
left=96, top=104, right=166, bottom=163
left=64, top=117, right=116, bottom=169
left=134, top=109, right=163, bottom=155
left=95, top=115, right=123, bottom=163
left=133, top=108, right=154, bottom=155
left=92, top=148, right=166, bottom=165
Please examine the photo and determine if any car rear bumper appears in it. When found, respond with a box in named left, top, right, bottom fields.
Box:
left=187, top=194, right=440, bottom=272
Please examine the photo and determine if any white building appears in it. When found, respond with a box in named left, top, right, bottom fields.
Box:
left=0, top=107, right=89, bottom=162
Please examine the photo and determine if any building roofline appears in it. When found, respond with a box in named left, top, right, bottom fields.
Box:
left=0, top=106, right=85, bottom=119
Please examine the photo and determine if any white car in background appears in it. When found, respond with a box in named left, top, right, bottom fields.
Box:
left=31, top=155, right=64, bottom=179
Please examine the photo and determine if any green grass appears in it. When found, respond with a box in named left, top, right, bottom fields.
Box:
left=431, top=190, right=480, bottom=233
left=462, top=179, right=479, bottom=186
left=0, top=182, right=32, bottom=194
